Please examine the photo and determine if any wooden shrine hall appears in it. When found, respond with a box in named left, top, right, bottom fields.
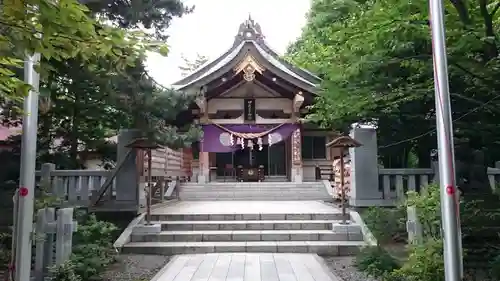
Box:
left=172, top=17, right=343, bottom=183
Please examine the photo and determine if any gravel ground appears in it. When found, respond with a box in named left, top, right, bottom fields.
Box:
left=102, top=254, right=171, bottom=281
left=323, top=256, right=380, bottom=281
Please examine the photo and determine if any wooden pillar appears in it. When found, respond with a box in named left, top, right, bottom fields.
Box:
left=291, top=127, right=303, bottom=182
left=182, top=147, right=193, bottom=179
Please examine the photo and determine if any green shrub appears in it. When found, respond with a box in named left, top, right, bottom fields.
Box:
left=50, top=261, right=81, bottom=281
left=0, top=232, right=12, bottom=270
left=362, top=207, right=406, bottom=244
left=70, top=212, right=118, bottom=281
left=358, top=183, right=446, bottom=281
left=401, top=183, right=441, bottom=239
left=390, top=238, right=444, bottom=281
left=489, top=252, right=500, bottom=279
left=355, top=247, right=400, bottom=278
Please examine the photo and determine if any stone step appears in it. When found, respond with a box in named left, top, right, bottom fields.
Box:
left=179, top=191, right=326, bottom=195
left=179, top=187, right=326, bottom=189
left=156, top=220, right=336, bottom=231
left=179, top=195, right=330, bottom=201
left=179, top=190, right=325, bottom=193
left=122, top=241, right=365, bottom=255
left=181, top=183, right=324, bottom=187
left=151, top=213, right=344, bottom=221
left=180, top=196, right=330, bottom=201
left=180, top=189, right=325, bottom=191
left=179, top=188, right=325, bottom=192
left=130, top=229, right=364, bottom=242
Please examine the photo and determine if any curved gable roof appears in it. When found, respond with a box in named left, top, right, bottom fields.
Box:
left=172, top=16, right=321, bottom=93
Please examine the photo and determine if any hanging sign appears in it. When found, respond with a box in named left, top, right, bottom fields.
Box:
left=244, top=99, right=256, bottom=121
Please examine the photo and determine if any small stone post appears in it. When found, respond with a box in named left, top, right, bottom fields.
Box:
left=406, top=206, right=423, bottom=244
left=40, top=163, right=55, bottom=192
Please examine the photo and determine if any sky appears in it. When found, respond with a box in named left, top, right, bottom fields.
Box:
left=145, top=0, right=311, bottom=87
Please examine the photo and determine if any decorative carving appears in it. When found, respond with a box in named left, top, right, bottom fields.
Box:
left=234, top=55, right=265, bottom=81
left=243, top=65, right=256, bottom=81
left=293, top=91, right=305, bottom=115
left=234, top=15, right=265, bottom=45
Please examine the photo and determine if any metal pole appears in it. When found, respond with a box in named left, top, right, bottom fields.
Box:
left=429, top=0, right=463, bottom=279
left=15, top=53, right=41, bottom=281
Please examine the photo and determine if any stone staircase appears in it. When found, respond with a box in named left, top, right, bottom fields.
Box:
left=178, top=182, right=331, bottom=201
left=122, top=202, right=366, bottom=255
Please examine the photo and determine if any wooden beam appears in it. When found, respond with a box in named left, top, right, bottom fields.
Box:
left=260, top=71, right=303, bottom=95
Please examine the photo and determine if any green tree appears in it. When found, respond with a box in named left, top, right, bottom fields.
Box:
left=24, top=0, right=197, bottom=167
left=0, top=0, right=161, bottom=107
left=179, top=53, right=209, bottom=77
left=287, top=0, right=500, bottom=169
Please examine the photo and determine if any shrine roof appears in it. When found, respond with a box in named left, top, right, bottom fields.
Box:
left=171, top=16, right=321, bottom=95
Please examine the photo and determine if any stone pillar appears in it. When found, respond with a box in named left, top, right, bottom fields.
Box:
left=349, top=125, right=382, bottom=206
left=115, top=129, right=141, bottom=202
left=291, top=127, right=303, bottom=183
left=198, top=140, right=209, bottom=183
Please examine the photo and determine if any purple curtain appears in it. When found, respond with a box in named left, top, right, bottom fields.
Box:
left=201, top=123, right=298, bottom=152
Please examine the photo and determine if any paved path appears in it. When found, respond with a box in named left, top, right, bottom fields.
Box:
left=152, top=253, right=341, bottom=281
left=152, top=201, right=341, bottom=215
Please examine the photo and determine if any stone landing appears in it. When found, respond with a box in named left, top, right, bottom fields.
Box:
left=121, top=201, right=367, bottom=255
left=178, top=182, right=331, bottom=201
left=151, top=253, right=342, bottom=281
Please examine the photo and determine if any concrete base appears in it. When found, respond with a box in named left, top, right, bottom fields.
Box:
left=291, top=166, right=303, bottom=183
left=331, top=222, right=363, bottom=241
left=332, top=222, right=361, bottom=233
left=349, top=198, right=394, bottom=207
left=197, top=175, right=207, bottom=184
left=133, top=223, right=161, bottom=235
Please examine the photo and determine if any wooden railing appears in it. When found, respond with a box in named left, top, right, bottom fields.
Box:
left=143, top=147, right=187, bottom=178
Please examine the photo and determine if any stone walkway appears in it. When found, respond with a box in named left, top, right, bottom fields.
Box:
left=152, top=253, right=341, bottom=281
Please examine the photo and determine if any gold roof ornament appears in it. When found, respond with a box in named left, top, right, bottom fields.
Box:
left=234, top=55, right=265, bottom=82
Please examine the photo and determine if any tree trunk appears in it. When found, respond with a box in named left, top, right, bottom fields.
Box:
left=69, top=89, right=80, bottom=168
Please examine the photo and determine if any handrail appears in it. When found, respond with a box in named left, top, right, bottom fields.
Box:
left=90, top=150, right=133, bottom=206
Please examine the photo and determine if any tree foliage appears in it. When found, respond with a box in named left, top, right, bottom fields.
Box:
left=179, top=53, right=209, bottom=77
left=0, top=0, right=166, bottom=107
left=287, top=0, right=500, bottom=168
left=0, top=0, right=198, bottom=169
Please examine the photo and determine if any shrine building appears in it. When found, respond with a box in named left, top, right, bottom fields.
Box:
left=173, top=17, right=342, bottom=183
